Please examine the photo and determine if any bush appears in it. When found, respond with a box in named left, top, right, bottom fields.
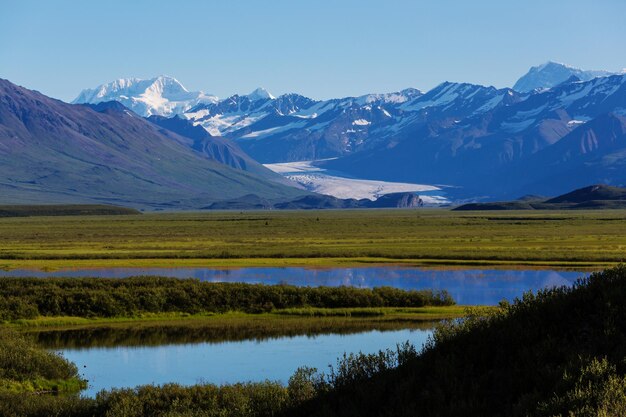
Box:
left=0, top=277, right=454, bottom=320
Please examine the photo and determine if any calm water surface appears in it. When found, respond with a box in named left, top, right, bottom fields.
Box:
left=56, top=328, right=431, bottom=397
left=4, top=266, right=589, bottom=305
left=17, top=267, right=591, bottom=396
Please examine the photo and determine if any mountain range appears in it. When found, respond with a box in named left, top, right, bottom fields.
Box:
left=73, top=62, right=626, bottom=200
left=2, top=61, right=624, bottom=209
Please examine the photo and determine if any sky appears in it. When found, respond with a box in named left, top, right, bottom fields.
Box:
left=1, top=0, right=625, bottom=102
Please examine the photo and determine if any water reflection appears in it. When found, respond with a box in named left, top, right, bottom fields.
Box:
left=54, top=328, right=432, bottom=398
left=32, top=320, right=437, bottom=349
left=3, top=267, right=588, bottom=305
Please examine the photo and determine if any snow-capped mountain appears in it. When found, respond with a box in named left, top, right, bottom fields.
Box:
left=513, top=61, right=616, bottom=93
left=185, top=82, right=524, bottom=164
left=182, top=87, right=429, bottom=162
left=75, top=63, right=626, bottom=199
left=73, top=76, right=218, bottom=117
left=324, top=73, right=626, bottom=198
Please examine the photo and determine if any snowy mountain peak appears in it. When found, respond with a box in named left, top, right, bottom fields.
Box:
left=73, top=76, right=217, bottom=117
left=535, top=61, right=573, bottom=71
left=513, top=61, right=615, bottom=93
left=248, top=87, right=274, bottom=101
left=355, top=88, right=423, bottom=105
left=148, top=75, right=189, bottom=94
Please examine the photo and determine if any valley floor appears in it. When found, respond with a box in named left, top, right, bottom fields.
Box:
left=0, top=209, right=625, bottom=270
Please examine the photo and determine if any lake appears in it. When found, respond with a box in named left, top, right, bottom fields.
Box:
left=3, top=266, right=589, bottom=305
left=17, top=266, right=592, bottom=397
left=48, top=328, right=432, bottom=397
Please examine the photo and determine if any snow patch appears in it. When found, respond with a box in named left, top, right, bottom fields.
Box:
left=239, top=121, right=307, bottom=139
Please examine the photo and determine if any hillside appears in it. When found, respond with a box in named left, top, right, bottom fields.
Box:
left=0, top=79, right=306, bottom=209
left=454, top=184, right=626, bottom=210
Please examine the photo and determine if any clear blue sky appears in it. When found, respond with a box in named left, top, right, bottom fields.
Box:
left=1, top=0, right=625, bottom=102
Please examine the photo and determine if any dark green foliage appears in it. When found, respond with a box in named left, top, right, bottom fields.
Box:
left=0, top=393, right=95, bottom=417
left=290, top=265, right=626, bottom=417
left=0, top=329, right=84, bottom=393
left=0, top=277, right=454, bottom=320
left=534, top=358, right=626, bottom=417
left=95, top=383, right=290, bottom=417
left=0, top=205, right=140, bottom=218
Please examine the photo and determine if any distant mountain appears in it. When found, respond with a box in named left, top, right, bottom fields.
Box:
left=454, top=184, right=626, bottom=210
left=208, top=192, right=425, bottom=210
left=75, top=65, right=626, bottom=201
left=73, top=76, right=217, bottom=117
left=323, top=74, right=626, bottom=198
left=513, top=61, right=615, bottom=92
left=0, top=79, right=305, bottom=209
left=78, top=77, right=427, bottom=163
left=501, top=112, right=626, bottom=196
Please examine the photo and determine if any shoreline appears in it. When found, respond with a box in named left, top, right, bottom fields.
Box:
left=0, top=257, right=608, bottom=272
left=4, top=306, right=476, bottom=331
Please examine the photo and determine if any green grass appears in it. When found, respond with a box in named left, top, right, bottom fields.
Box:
left=1, top=209, right=626, bottom=269
left=0, top=376, right=85, bottom=394
left=6, top=306, right=469, bottom=329
left=0, top=329, right=86, bottom=394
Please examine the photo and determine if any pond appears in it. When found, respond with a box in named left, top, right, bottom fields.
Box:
left=4, top=266, right=589, bottom=305
left=46, top=327, right=433, bottom=397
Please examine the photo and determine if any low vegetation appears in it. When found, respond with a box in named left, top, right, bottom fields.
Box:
left=2, top=210, right=626, bottom=269
left=3, top=267, right=626, bottom=416
left=0, top=277, right=453, bottom=321
left=0, top=204, right=140, bottom=217
left=0, top=329, right=85, bottom=395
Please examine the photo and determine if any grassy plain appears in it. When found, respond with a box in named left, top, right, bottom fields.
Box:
left=0, top=209, right=625, bottom=269
left=8, top=306, right=470, bottom=330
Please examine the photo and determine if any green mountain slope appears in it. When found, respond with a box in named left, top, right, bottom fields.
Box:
left=0, top=79, right=306, bottom=209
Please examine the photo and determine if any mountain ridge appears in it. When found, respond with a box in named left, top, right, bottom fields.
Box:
left=512, top=61, right=617, bottom=92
